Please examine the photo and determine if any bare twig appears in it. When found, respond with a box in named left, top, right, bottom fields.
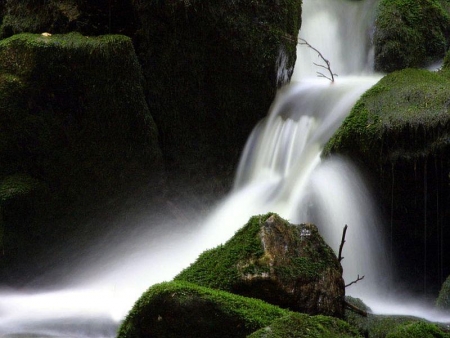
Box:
left=345, top=274, right=365, bottom=288
left=298, top=38, right=337, bottom=83
left=338, top=224, right=348, bottom=262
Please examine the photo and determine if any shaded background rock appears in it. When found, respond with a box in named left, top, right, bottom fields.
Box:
left=0, top=33, right=162, bottom=277
left=175, top=213, right=345, bottom=317
left=131, top=0, right=302, bottom=178
left=374, top=0, right=450, bottom=72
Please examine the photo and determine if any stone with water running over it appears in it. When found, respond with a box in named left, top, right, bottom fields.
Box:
left=175, top=212, right=345, bottom=318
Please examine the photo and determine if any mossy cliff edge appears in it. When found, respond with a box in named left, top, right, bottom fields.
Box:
left=0, top=33, right=162, bottom=271
left=324, top=65, right=450, bottom=294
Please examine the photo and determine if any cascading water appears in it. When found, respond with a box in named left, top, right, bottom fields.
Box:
left=1, top=0, right=449, bottom=337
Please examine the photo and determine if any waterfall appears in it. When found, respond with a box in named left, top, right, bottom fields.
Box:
left=1, top=0, right=449, bottom=337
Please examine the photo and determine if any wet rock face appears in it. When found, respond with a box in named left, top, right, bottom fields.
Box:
left=0, top=33, right=162, bottom=273
left=176, top=213, right=345, bottom=318
left=239, top=215, right=345, bottom=317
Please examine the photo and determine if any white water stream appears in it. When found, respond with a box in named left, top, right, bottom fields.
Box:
left=1, top=0, right=449, bottom=337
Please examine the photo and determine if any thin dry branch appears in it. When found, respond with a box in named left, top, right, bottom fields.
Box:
left=345, top=274, right=365, bottom=288
left=338, top=224, right=348, bottom=262
left=298, top=38, right=337, bottom=83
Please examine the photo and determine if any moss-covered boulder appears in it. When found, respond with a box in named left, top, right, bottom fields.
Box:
left=324, top=68, right=450, bottom=293
left=117, top=280, right=290, bottom=338
left=175, top=213, right=345, bottom=317
left=247, top=312, right=362, bottom=338
left=0, top=1, right=138, bottom=38
left=374, top=0, right=450, bottom=72
left=0, top=33, right=162, bottom=269
left=437, top=275, right=450, bottom=310
left=132, top=0, right=302, bottom=174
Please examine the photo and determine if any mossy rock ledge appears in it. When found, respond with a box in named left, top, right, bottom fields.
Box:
left=324, top=67, right=450, bottom=293
left=0, top=33, right=162, bottom=270
left=374, top=0, right=450, bottom=72
left=175, top=213, right=345, bottom=318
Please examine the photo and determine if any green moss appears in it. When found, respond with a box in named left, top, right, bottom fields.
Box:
left=117, top=281, right=290, bottom=338
left=324, top=68, right=450, bottom=163
left=374, top=0, right=450, bottom=72
left=386, top=321, right=450, bottom=338
left=248, top=312, right=362, bottom=338
left=437, top=275, right=450, bottom=310
left=175, top=213, right=270, bottom=290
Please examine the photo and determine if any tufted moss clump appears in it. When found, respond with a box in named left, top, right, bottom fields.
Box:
left=0, top=32, right=162, bottom=271
left=374, top=0, right=450, bottom=72
left=117, top=280, right=290, bottom=338
left=247, top=312, right=362, bottom=338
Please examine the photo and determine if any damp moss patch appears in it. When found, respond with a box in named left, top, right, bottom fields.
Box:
left=324, top=68, right=450, bottom=164
left=117, top=280, right=290, bottom=338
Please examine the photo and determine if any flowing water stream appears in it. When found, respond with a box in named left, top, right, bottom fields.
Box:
left=1, top=0, right=449, bottom=337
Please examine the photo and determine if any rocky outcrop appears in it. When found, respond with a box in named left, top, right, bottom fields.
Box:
left=175, top=213, right=345, bottom=317
left=324, top=67, right=450, bottom=295
left=0, top=33, right=162, bottom=271
left=117, top=281, right=289, bottom=338
left=374, top=0, right=450, bottom=72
